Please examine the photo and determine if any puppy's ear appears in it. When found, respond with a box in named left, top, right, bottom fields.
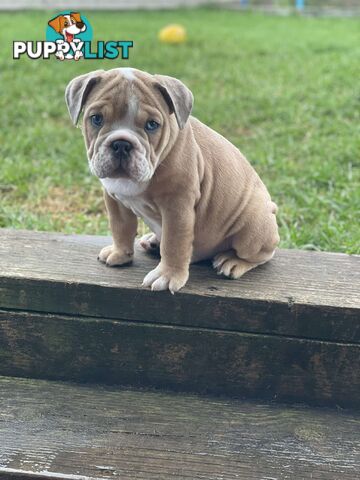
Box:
left=154, top=75, right=193, bottom=130
left=70, top=12, right=81, bottom=23
left=65, top=70, right=104, bottom=126
left=48, top=15, right=62, bottom=33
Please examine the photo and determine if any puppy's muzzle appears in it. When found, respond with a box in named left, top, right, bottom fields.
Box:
left=91, top=130, right=151, bottom=181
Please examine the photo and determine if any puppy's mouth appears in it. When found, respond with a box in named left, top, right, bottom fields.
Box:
left=93, top=156, right=152, bottom=183
left=94, top=154, right=131, bottom=180
left=65, top=32, right=74, bottom=42
left=106, top=165, right=128, bottom=179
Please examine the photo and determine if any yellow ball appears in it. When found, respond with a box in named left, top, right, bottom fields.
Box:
left=158, top=24, right=187, bottom=44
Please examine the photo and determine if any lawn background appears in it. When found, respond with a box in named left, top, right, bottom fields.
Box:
left=0, top=9, right=359, bottom=253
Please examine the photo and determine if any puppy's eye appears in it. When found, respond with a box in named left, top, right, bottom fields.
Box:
left=145, top=120, right=160, bottom=132
left=90, top=114, right=103, bottom=128
left=64, top=21, right=69, bottom=27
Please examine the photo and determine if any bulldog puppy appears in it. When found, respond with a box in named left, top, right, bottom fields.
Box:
left=65, top=68, right=279, bottom=293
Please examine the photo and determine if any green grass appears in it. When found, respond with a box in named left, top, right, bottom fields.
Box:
left=0, top=9, right=359, bottom=253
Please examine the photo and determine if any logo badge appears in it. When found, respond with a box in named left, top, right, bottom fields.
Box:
left=46, top=11, right=92, bottom=60
left=13, top=11, right=133, bottom=61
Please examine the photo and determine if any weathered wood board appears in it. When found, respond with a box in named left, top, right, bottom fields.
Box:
left=0, top=308, right=359, bottom=407
left=0, top=229, right=359, bottom=342
left=0, top=228, right=359, bottom=407
left=0, top=376, right=359, bottom=480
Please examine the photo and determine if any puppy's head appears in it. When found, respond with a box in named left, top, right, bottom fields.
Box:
left=48, top=12, right=86, bottom=41
left=65, top=68, right=193, bottom=183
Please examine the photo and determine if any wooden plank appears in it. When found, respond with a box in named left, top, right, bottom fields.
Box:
left=0, top=309, right=359, bottom=407
left=0, top=229, right=359, bottom=343
left=0, top=376, right=359, bottom=480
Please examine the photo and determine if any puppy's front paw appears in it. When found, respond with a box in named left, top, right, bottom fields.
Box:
left=142, top=263, right=188, bottom=294
left=98, top=244, right=133, bottom=267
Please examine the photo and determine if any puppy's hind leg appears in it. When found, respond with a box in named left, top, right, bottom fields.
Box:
left=214, top=209, right=279, bottom=279
left=213, top=235, right=277, bottom=279
left=213, top=250, right=262, bottom=279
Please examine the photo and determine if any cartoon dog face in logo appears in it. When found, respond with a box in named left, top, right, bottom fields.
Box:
left=48, top=12, right=86, bottom=61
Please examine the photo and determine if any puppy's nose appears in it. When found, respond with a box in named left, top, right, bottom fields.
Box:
left=76, top=21, right=85, bottom=29
left=111, top=140, right=133, bottom=157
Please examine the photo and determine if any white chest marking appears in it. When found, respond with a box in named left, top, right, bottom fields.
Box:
left=100, top=178, right=162, bottom=239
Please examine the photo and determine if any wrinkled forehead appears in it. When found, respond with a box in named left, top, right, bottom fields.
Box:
left=87, top=68, right=162, bottom=118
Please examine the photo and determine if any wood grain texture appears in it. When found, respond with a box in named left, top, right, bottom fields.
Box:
left=0, top=376, right=359, bottom=480
left=0, top=309, right=359, bottom=407
left=0, top=229, right=359, bottom=343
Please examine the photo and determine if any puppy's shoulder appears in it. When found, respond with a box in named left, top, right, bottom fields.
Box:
left=189, top=116, right=240, bottom=158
